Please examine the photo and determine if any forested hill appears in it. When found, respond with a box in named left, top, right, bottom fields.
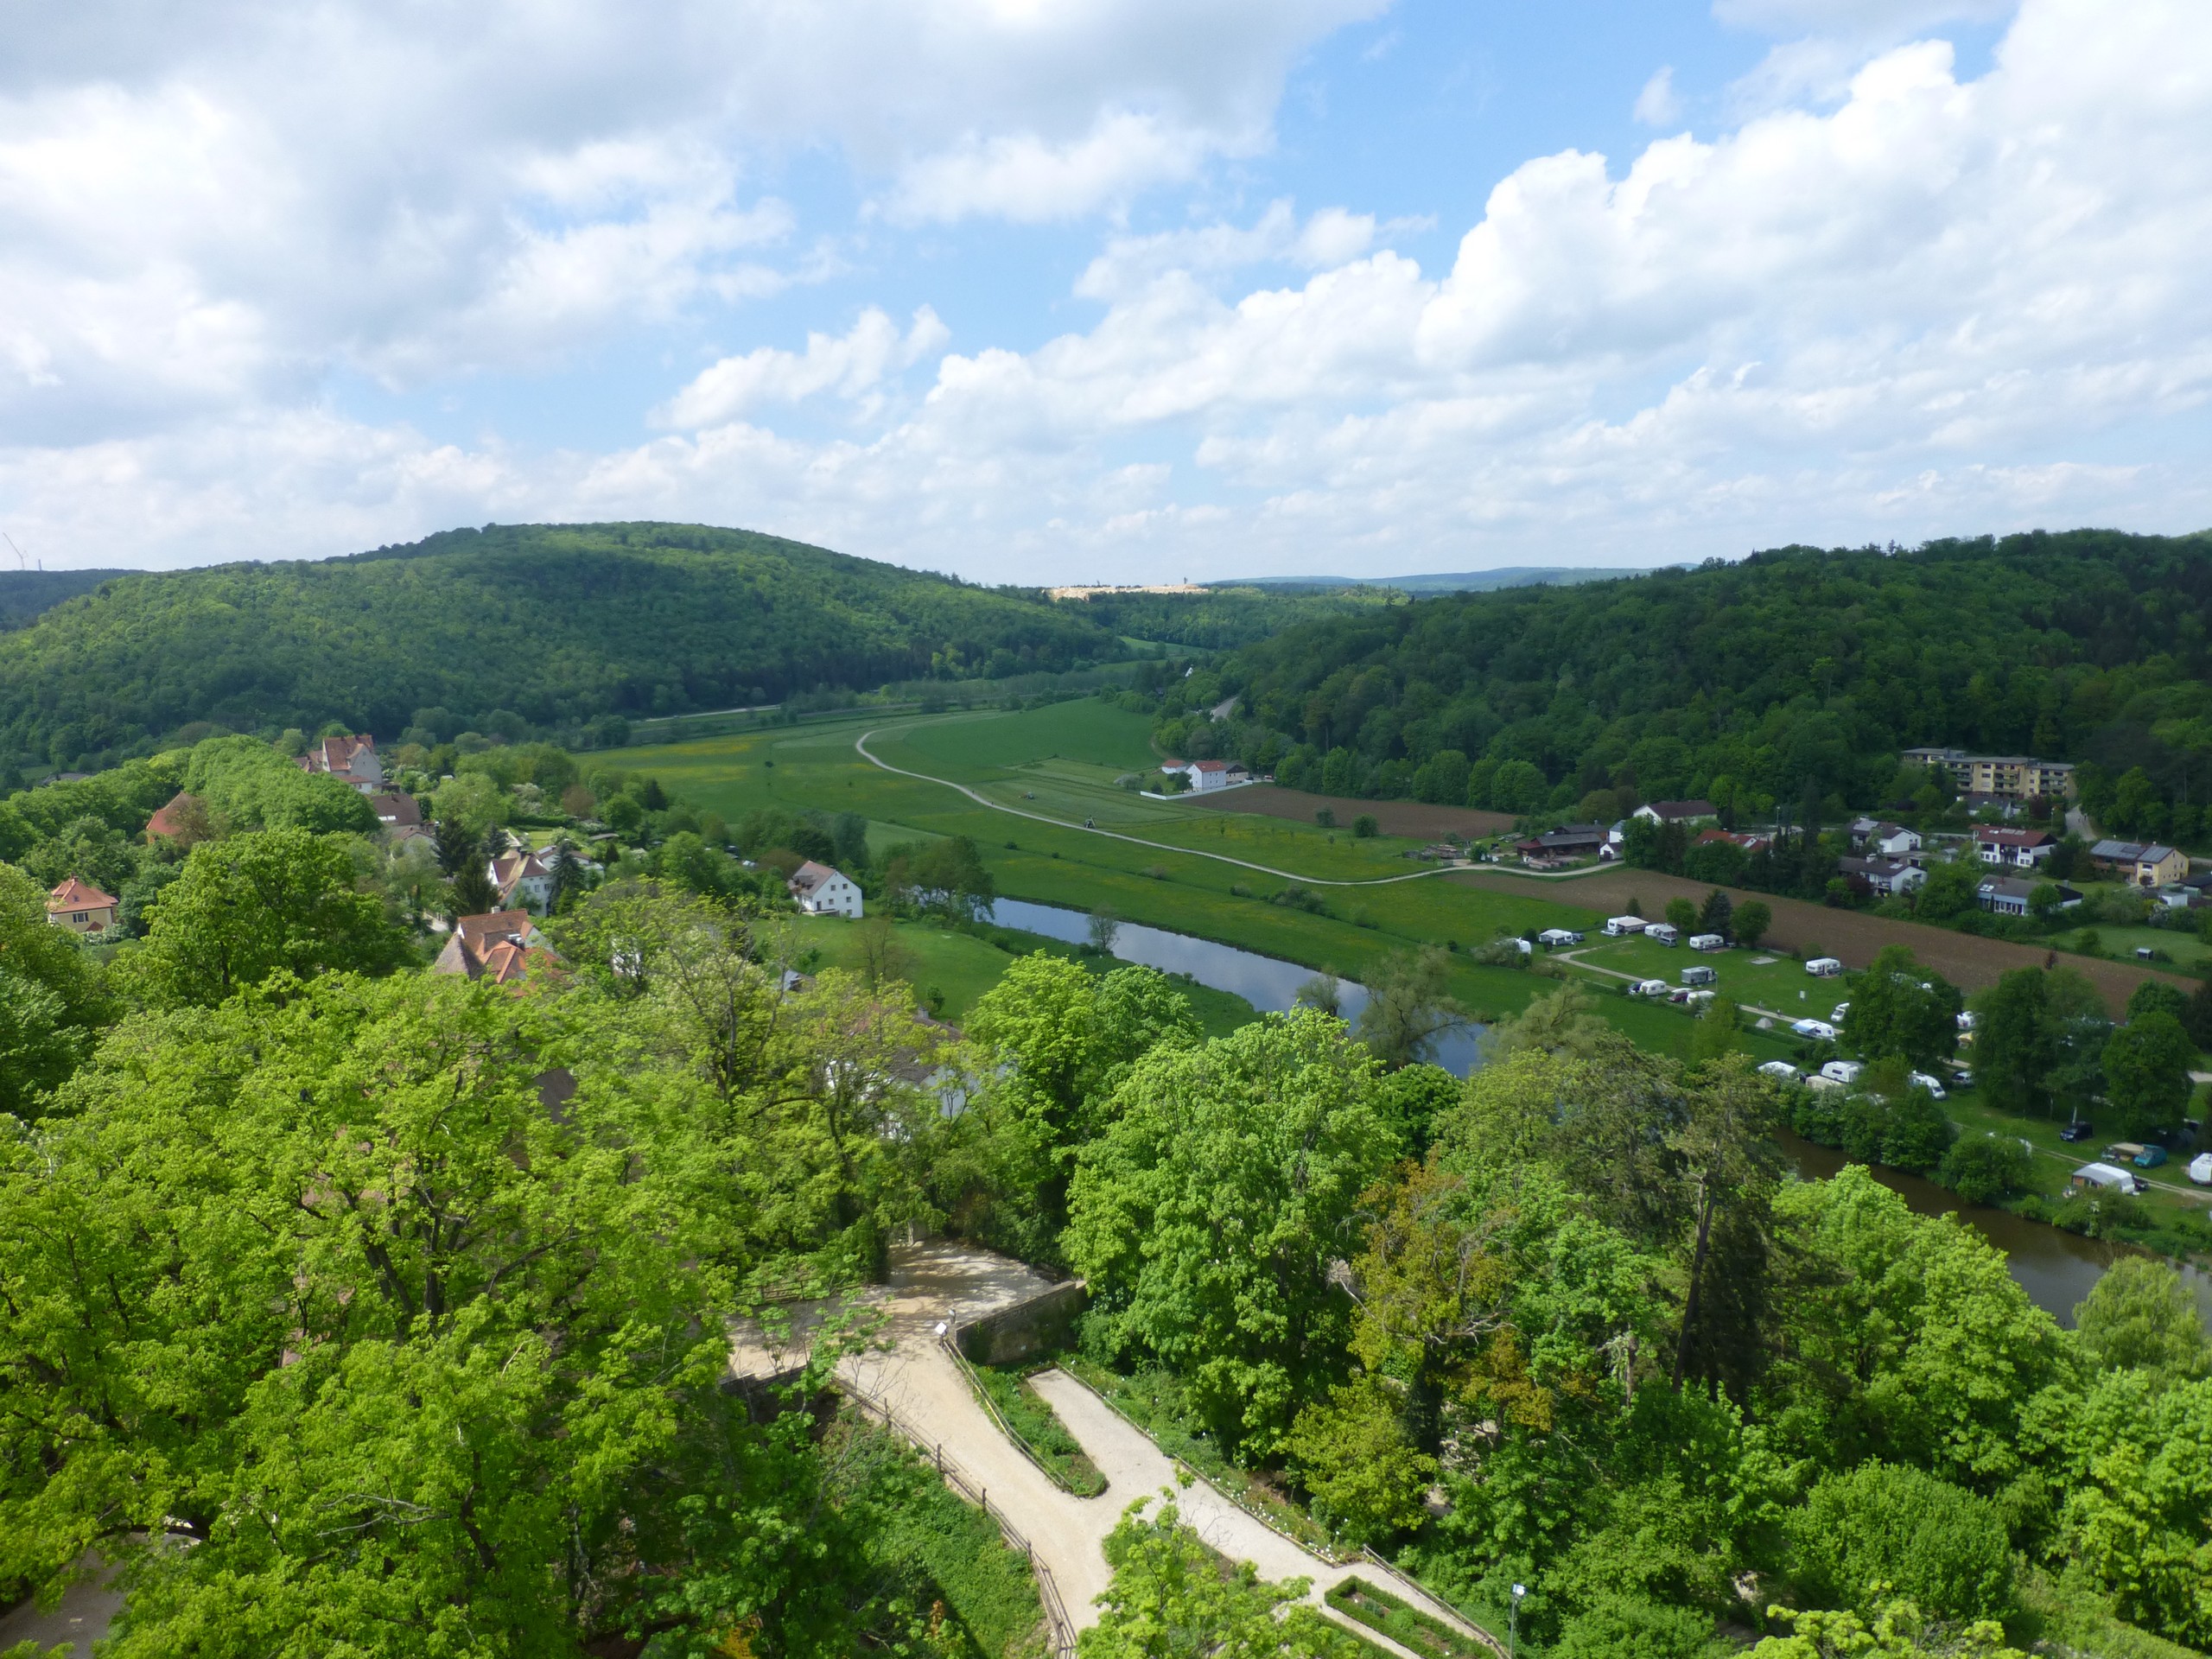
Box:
left=0, top=569, right=130, bottom=630
left=1192, top=528, right=2212, bottom=829
left=0, top=524, right=1130, bottom=771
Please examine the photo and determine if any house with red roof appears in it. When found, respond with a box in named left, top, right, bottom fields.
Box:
left=432, top=910, right=556, bottom=982
left=46, top=877, right=118, bottom=933
left=143, top=790, right=207, bottom=844
left=296, top=733, right=385, bottom=793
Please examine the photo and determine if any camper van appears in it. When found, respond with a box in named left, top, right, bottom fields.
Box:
left=1645, top=924, right=1680, bottom=946
left=1820, top=1060, right=1865, bottom=1085
left=1604, top=916, right=1647, bottom=937
left=1688, top=932, right=1726, bottom=952
left=2189, top=1152, right=2212, bottom=1187
left=1805, top=957, right=1844, bottom=977
left=1791, top=1018, right=1839, bottom=1041
left=1536, top=928, right=1583, bottom=949
left=1758, top=1060, right=1800, bottom=1082
left=1681, top=964, right=1719, bottom=988
left=1631, top=979, right=1670, bottom=998
left=2072, top=1162, right=2147, bottom=1196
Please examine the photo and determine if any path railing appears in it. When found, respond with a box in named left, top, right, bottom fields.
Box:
left=839, top=1367, right=1080, bottom=1658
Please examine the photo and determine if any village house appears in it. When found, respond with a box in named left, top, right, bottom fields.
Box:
left=1516, top=823, right=1610, bottom=868
left=1848, top=819, right=1923, bottom=861
left=370, top=791, right=423, bottom=830
left=143, top=790, right=205, bottom=844
left=296, top=733, right=385, bottom=793
left=1837, top=855, right=1926, bottom=899
left=489, top=847, right=556, bottom=912
left=1633, top=799, right=1716, bottom=825
left=433, top=910, right=556, bottom=982
left=1695, top=826, right=1773, bottom=855
left=1975, top=827, right=2054, bottom=869
left=1978, top=876, right=2081, bottom=917
left=1902, top=747, right=2077, bottom=800
left=1179, top=758, right=1249, bottom=792
left=46, top=877, right=118, bottom=932
left=788, top=860, right=863, bottom=918
left=2089, top=839, right=2188, bottom=888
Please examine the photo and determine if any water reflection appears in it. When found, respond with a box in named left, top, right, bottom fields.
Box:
left=987, top=897, right=1486, bottom=1076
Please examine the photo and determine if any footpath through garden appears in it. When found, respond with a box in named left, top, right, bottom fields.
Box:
left=745, top=1239, right=1502, bottom=1656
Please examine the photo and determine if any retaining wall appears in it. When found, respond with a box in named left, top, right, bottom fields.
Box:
left=956, top=1278, right=1088, bottom=1366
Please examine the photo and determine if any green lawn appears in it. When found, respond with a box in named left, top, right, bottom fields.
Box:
left=597, top=710, right=1813, bottom=1057
left=2044, top=922, right=2212, bottom=974
left=1564, top=936, right=1851, bottom=1018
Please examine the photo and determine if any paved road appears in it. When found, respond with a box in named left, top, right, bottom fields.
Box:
left=822, top=1242, right=1500, bottom=1655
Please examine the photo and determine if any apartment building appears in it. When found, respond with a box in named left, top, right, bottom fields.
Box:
left=1901, top=747, right=2076, bottom=800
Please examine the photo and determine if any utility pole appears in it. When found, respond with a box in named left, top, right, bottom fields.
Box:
left=1510, top=1583, right=1525, bottom=1659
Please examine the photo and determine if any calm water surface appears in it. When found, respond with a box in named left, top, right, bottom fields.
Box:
left=987, top=898, right=2208, bottom=1326
left=988, top=897, right=1487, bottom=1075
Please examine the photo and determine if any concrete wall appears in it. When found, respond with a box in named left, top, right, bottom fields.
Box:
left=956, top=1279, right=1088, bottom=1367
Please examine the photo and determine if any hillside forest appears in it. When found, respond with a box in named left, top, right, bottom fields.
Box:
left=1158, top=529, right=2212, bottom=847
left=1, top=721, right=2209, bottom=1658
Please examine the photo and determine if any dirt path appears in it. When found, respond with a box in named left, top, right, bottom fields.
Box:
left=858, top=729, right=1465, bottom=890
left=1457, top=867, right=2194, bottom=1015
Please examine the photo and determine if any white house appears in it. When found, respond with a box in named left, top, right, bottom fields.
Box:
left=489, top=848, right=556, bottom=912
left=1975, top=828, right=2053, bottom=868
left=1837, top=855, right=1925, bottom=898
left=1188, top=759, right=1237, bottom=792
left=1633, top=799, right=1716, bottom=825
left=296, top=733, right=385, bottom=794
left=1856, top=822, right=1923, bottom=860
left=789, top=860, right=863, bottom=918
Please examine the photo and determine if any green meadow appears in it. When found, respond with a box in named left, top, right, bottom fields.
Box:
left=606, top=703, right=1802, bottom=1063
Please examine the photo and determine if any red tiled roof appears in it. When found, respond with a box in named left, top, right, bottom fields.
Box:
left=47, top=876, right=117, bottom=911
left=144, top=790, right=200, bottom=839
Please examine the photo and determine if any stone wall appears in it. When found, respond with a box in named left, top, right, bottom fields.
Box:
left=955, top=1279, right=1088, bottom=1366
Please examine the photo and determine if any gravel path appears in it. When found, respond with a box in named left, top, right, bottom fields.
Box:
left=824, top=1242, right=1501, bottom=1655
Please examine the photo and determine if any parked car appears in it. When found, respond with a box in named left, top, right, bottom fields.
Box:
left=1830, top=1001, right=1851, bottom=1020
left=1758, top=1060, right=1800, bottom=1082
left=1952, top=1069, right=1974, bottom=1089
left=1906, top=1071, right=1948, bottom=1099
left=2190, top=1152, right=2212, bottom=1187
left=1791, top=1018, right=1840, bottom=1040
left=1821, top=1060, right=1865, bottom=1085
left=2058, top=1119, right=2095, bottom=1143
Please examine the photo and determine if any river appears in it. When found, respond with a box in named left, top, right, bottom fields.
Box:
left=988, top=896, right=1487, bottom=1075
left=988, top=896, right=2210, bottom=1329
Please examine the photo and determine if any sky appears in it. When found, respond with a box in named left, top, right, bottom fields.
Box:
left=2, top=0, right=2208, bottom=580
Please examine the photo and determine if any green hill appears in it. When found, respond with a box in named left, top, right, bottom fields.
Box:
left=0, top=569, right=133, bottom=630
left=0, top=524, right=1135, bottom=771
left=1172, top=527, right=2212, bottom=838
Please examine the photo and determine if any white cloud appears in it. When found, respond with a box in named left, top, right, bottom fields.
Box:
left=1634, top=67, right=1683, bottom=127
left=7, top=0, right=2212, bottom=584
left=658, top=307, right=950, bottom=427
left=886, top=110, right=1223, bottom=225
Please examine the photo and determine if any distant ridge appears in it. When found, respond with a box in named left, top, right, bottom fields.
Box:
left=0, top=569, right=135, bottom=630
left=1217, top=566, right=1658, bottom=594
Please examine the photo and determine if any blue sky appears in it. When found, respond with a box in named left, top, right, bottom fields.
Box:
left=1, top=0, right=2203, bottom=580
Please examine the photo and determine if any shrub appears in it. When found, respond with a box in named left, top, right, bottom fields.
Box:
left=1352, top=814, right=1379, bottom=838
left=1788, top=1462, right=2016, bottom=1622
left=1939, top=1135, right=2034, bottom=1204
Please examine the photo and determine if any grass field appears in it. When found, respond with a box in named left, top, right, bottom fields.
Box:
left=1563, top=936, right=1852, bottom=1017
left=602, top=709, right=1812, bottom=1062
left=2044, top=922, right=2212, bottom=973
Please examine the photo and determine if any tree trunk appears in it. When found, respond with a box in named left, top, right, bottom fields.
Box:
left=1671, top=1179, right=1714, bottom=1391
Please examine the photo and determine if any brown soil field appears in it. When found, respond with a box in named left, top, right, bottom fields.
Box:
left=1454, top=866, right=2196, bottom=1015
left=1191, top=784, right=1516, bottom=840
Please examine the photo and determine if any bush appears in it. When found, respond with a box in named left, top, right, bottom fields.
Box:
left=1939, top=1135, right=2035, bottom=1204
left=1553, top=1594, right=1721, bottom=1659
left=1352, top=814, right=1379, bottom=838
left=1788, top=1461, right=2016, bottom=1622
